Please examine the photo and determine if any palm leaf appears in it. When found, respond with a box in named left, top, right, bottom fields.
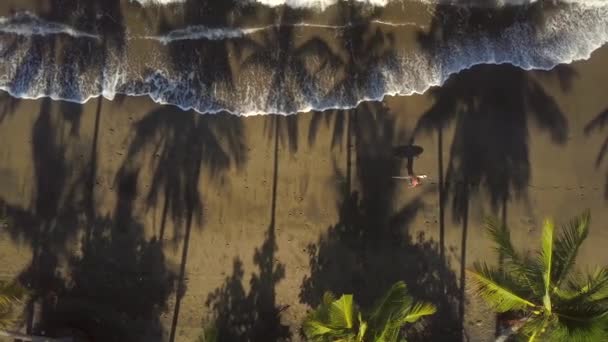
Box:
left=540, top=219, right=555, bottom=313
left=303, top=292, right=359, bottom=341
left=485, top=217, right=520, bottom=263
left=520, top=315, right=555, bottom=342
left=469, top=263, right=536, bottom=312
left=329, top=294, right=356, bottom=329
left=0, top=280, right=26, bottom=328
left=402, top=302, right=437, bottom=323
left=303, top=318, right=348, bottom=340
left=0, top=281, right=26, bottom=312
left=552, top=211, right=590, bottom=287
left=550, top=304, right=608, bottom=342
left=485, top=217, right=543, bottom=289
left=357, top=313, right=367, bottom=342
left=367, top=281, right=431, bottom=341
left=561, top=268, right=608, bottom=303
left=369, top=282, right=413, bottom=326
left=372, top=320, right=400, bottom=342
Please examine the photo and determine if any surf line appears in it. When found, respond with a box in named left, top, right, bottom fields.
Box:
left=138, top=20, right=425, bottom=44
left=0, top=12, right=100, bottom=40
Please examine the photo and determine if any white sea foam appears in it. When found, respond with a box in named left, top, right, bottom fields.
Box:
left=0, top=1, right=607, bottom=116
left=129, top=0, right=185, bottom=5
left=131, top=0, right=389, bottom=8
left=129, top=0, right=608, bottom=9
left=128, top=0, right=545, bottom=8
left=0, top=12, right=99, bottom=39
left=247, top=0, right=388, bottom=9
left=143, top=21, right=421, bottom=43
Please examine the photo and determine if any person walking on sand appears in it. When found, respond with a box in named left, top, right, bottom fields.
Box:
left=392, top=143, right=427, bottom=188
left=405, top=146, right=427, bottom=188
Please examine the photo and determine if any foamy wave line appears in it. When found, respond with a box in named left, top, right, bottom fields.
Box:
left=142, top=20, right=421, bottom=43
left=130, top=0, right=388, bottom=8
left=0, top=12, right=99, bottom=39
left=1, top=2, right=607, bottom=116
left=131, top=0, right=603, bottom=9
left=246, top=0, right=389, bottom=9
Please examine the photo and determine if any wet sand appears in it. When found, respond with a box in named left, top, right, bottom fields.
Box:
left=0, top=41, right=608, bottom=341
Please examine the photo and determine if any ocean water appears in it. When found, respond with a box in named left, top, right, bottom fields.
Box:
left=0, top=0, right=606, bottom=115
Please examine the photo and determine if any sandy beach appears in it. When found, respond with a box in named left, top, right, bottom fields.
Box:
left=0, top=44, right=607, bottom=340
left=1, top=1, right=608, bottom=341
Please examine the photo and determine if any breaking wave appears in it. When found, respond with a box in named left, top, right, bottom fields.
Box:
left=0, top=0, right=607, bottom=115
left=0, top=12, right=99, bottom=39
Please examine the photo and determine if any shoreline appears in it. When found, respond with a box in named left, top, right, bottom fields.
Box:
left=1, top=0, right=608, bottom=341
left=1, top=1, right=607, bottom=116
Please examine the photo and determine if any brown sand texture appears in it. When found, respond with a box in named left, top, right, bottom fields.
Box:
left=1, top=35, right=608, bottom=342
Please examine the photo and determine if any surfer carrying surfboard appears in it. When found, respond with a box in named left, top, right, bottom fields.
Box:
left=392, top=143, right=426, bottom=188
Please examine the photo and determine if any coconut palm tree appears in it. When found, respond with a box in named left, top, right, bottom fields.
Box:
left=470, top=211, right=608, bottom=341
left=303, top=281, right=436, bottom=342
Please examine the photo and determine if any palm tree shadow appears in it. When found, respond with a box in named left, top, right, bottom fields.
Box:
left=117, top=101, right=247, bottom=341
left=204, top=110, right=290, bottom=342
left=0, top=2, right=184, bottom=339
left=1, top=102, right=177, bottom=341
left=300, top=103, right=461, bottom=341
left=202, top=7, right=346, bottom=339
left=204, top=224, right=290, bottom=342
left=584, top=109, right=608, bottom=198
left=35, top=170, right=177, bottom=342
left=307, top=3, right=396, bottom=151
left=299, top=5, right=461, bottom=340
left=414, top=2, right=573, bottom=338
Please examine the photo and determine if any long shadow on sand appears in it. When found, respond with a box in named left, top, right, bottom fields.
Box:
left=204, top=118, right=291, bottom=342
left=117, top=104, right=247, bottom=341
left=0, top=98, right=176, bottom=341
left=300, top=102, right=461, bottom=341
left=0, top=2, right=179, bottom=339
left=584, top=109, right=608, bottom=199
left=413, top=2, right=574, bottom=338
left=202, top=5, right=345, bottom=340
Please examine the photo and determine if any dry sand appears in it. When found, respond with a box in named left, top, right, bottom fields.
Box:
left=1, top=37, right=608, bottom=342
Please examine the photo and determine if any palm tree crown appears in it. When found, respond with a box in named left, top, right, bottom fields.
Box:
left=470, top=211, right=608, bottom=341
left=303, top=281, right=436, bottom=342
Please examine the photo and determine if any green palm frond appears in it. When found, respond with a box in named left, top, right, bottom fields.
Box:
left=368, top=282, right=413, bottom=327
left=552, top=211, right=590, bottom=287
left=329, top=294, right=356, bottom=329
left=548, top=308, right=608, bottom=342
left=485, top=217, right=543, bottom=293
left=303, top=292, right=359, bottom=341
left=0, top=280, right=27, bottom=328
left=305, top=282, right=436, bottom=342
left=519, top=315, right=555, bottom=342
left=546, top=324, right=608, bottom=342
left=469, top=263, right=536, bottom=312
left=560, top=268, right=608, bottom=303
left=540, top=219, right=555, bottom=313
left=401, top=302, right=437, bottom=323
left=367, top=281, right=436, bottom=342
left=486, top=217, right=520, bottom=263
left=357, top=313, right=367, bottom=342
left=304, top=318, right=355, bottom=341
left=476, top=212, right=607, bottom=342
